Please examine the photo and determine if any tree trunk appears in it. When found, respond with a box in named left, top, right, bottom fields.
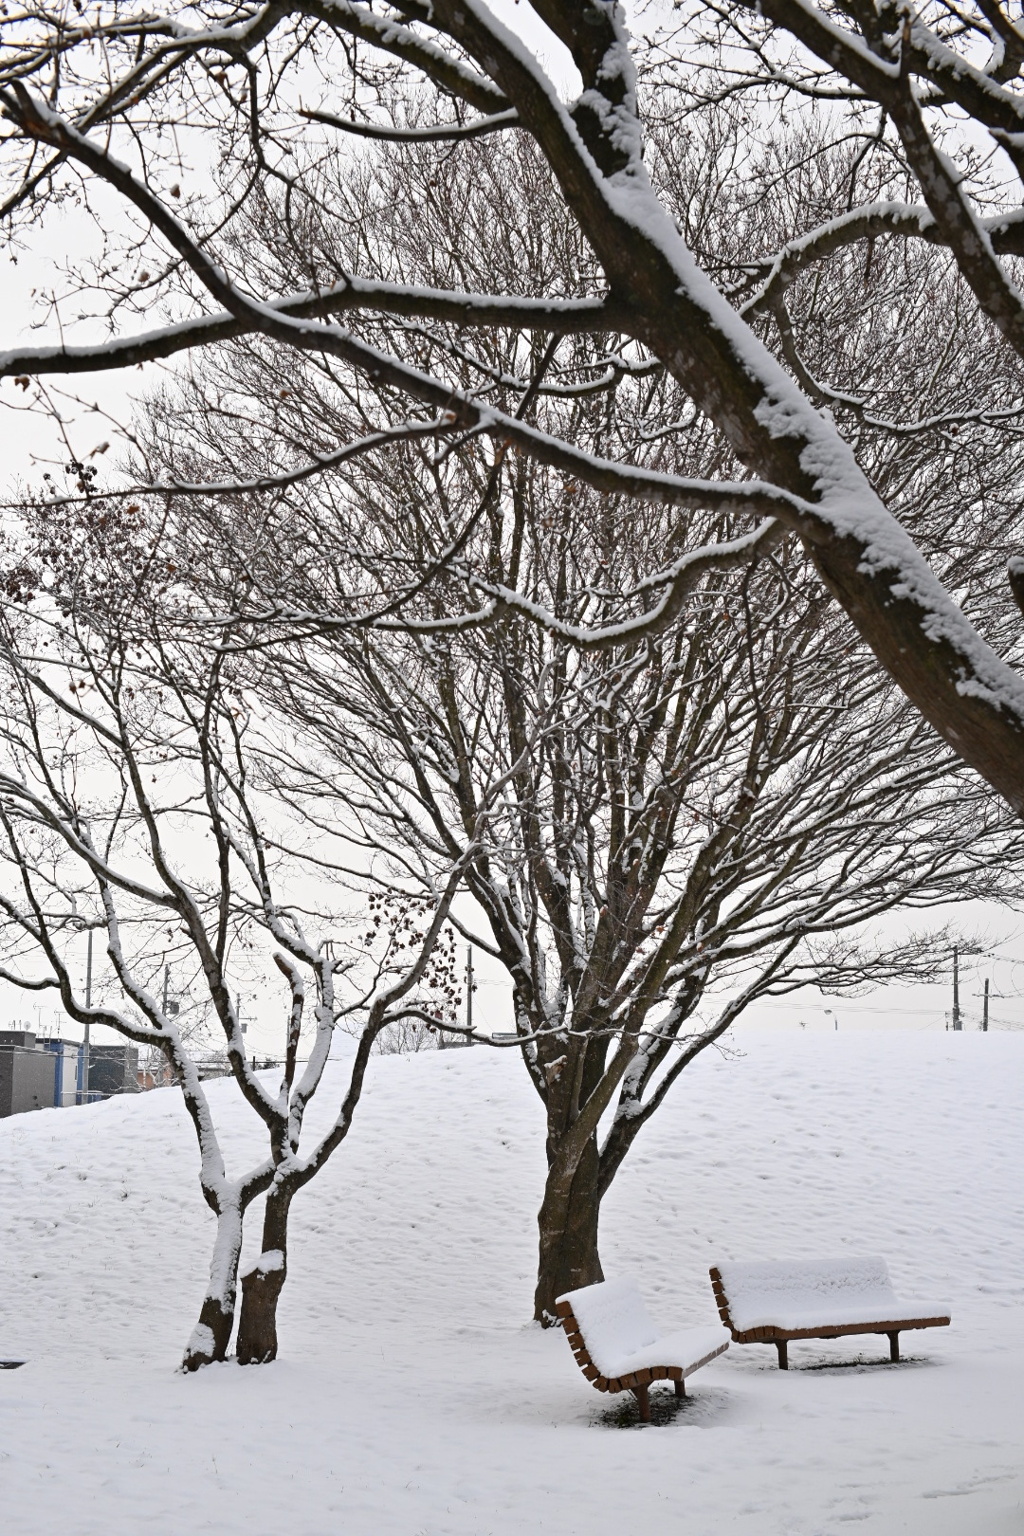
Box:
left=533, top=1133, right=604, bottom=1324
left=235, top=1183, right=293, bottom=1365
left=181, top=1291, right=236, bottom=1372
left=181, top=1203, right=243, bottom=1372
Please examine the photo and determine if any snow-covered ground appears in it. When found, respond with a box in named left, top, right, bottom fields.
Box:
left=1, top=1029, right=1021, bottom=1535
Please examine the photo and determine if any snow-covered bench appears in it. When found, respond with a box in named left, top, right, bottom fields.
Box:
left=709, top=1257, right=951, bottom=1369
left=555, top=1277, right=729, bottom=1421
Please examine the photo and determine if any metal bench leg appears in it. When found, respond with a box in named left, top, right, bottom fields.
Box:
left=888, top=1332, right=900, bottom=1363
left=777, top=1340, right=788, bottom=1370
left=633, top=1384, right=651, bottom=1422
left=674, top=1377, right=686, bottom=1399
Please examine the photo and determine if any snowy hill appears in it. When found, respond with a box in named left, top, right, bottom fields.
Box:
left=1, top=1030, right=1022, bottom=1535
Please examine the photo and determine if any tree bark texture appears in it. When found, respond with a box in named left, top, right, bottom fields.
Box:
left=534, top=1131, right=604, bottom=1324
left=235, top=1185, right=293, bottom=1365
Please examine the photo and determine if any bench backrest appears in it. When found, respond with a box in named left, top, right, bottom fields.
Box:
left=557, top=1277, right=659, bottom=1367
left=712, top=1257, right=896, bottom=1331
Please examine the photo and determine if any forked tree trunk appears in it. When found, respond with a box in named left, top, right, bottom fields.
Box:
left=181, top=1204, right=244, bottom=1372
left=533, top=1133, right=604, bottom=1324
left=235, top=1183, right=294, bottom=1365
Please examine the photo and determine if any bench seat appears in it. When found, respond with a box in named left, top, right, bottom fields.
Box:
left=710, top=1257, right=950, bottom=1368
left=556, top=1277, right=729, bottom=1420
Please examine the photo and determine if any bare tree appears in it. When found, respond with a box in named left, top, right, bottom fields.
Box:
left=116, top=114, right=1024, bottom=1320
left=0, top=503, right=466, bottom=1367
left=4, top=5, right=1024, bottom=813
left=148, top=392, right=1024, bottom=1319
left=236, top=483, right=1024, bottom=1322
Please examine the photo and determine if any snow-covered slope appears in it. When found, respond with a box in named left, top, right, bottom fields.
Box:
left=1, top=1030, right=1022, bottom=1535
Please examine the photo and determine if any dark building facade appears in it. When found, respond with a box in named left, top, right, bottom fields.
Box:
left=0, top=1031, right=57, bottom=1117
left=87, top=1044, right=139, bottom=1098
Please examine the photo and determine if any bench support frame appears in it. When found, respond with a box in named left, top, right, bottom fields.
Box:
left=710, top=1266, right=949, bottom=1370
left=777, top=1332, right=898, bottom=1369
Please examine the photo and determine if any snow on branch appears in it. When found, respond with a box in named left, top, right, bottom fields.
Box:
left=463, top=520, right=786, bottom=650
left=0, top=279, right=627, bottom=382
left=303, top=0, right=510, bottom=113
left=11, top=419, right=456, bottom=510
left=741, top=202, right=1024, bottom=316
left=297, top=105, right=520, bottom=142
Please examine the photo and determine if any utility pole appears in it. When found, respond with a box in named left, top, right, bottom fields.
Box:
left=952, top=945, right=961, bottom=1032
left=983, top=977, right=990, bottom=1033
left=80, top=928, right=93, bottom=1104
left=159, top=967, right=179, bottom=1021
left=465, top=946, right=474, bottom=1046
